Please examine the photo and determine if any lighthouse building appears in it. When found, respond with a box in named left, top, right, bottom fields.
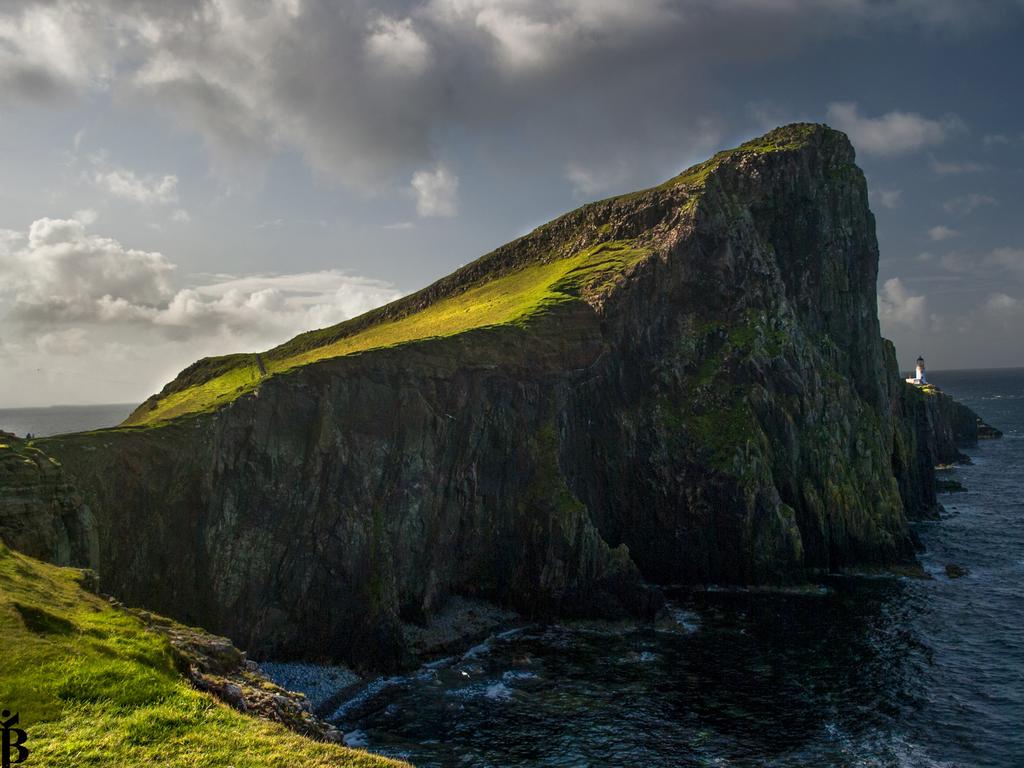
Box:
left=906, top=356, right=927, bottom=385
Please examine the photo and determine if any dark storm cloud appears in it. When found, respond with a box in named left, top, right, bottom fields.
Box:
left=3, top=0, right=1022, bottom=191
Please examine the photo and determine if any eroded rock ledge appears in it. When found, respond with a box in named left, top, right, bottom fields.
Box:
left=127, top=603, right=347, bottom=743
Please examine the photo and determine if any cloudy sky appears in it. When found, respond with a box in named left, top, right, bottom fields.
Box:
left=1, top=0, right=1022, bottom=406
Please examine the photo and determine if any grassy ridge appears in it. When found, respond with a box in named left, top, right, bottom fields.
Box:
left=0, top=542, right=406, bottom=768
left=125, top=123, right=828, bottom=428
left=127, top=240, right=650, bottom=426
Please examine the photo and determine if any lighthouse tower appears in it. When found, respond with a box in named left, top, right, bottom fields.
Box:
left=905, top=356, right=928, bottom=385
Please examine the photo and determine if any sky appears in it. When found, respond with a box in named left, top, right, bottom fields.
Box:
left=1, top=0, right=1022, bottom=407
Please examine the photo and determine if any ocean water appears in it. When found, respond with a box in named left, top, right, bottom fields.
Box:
left=320, top=367, right=1024, bottom=767
left=0, top=403, right=135, bottom=437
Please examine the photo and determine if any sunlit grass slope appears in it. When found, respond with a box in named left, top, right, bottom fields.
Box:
left=127, top=240, right=649, bottom=425
left=0, top=542, right=408, bottom=768
left=124, top=123, right=827, bottom=428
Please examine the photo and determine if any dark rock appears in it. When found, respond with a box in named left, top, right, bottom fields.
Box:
left=0, top=439, right=98, bottom=569
left=936, top=479, right=966, bottom=494
left=945, top=563, right=969, bottom=579
left=77, top=569, right=101, bottom=594
left=401, top=596, right=520, bottom=658
left=977, top=419, right=1003, bottom=439
left=904, top=382, right=990, bottom=469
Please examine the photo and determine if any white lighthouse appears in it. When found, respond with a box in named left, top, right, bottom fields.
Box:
left=906, top=355, right=927, bottom=385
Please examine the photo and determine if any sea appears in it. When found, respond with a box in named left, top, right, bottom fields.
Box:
left=3, top=369, right=1021, bottom=767
left=0, top=403, right=136, bottom=437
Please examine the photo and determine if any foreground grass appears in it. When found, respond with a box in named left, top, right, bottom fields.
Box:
left=128, top=240, right=649, bottom=426
left=0, top=543, right=407, bottom=768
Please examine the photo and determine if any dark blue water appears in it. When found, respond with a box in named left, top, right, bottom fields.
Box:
left=0, top=403, right=135, bottom=437
left=327, top=368, right=1024, bottom=767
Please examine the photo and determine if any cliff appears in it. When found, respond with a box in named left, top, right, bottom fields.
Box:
left=913, top=382, right=1001, bottom=464
left=39, top=124, right=965, bottom=670
left=0, top=435, right=98, bottom=569
left=896, top=381, right=1001, bottom=507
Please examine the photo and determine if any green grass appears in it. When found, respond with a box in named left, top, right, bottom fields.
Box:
left=127, top=240, right=650, bottom=426
left=618, top=122, right=827, bottom=202
left=0, top=542, right=407, bottom=768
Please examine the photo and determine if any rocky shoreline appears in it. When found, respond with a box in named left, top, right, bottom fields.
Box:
left=127, top=602, right=351, bottom=744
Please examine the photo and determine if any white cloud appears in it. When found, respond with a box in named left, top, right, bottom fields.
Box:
left=73, top=208, right=99, bottom=225
left=171, top=208, right=191, bottom=223
left=927, top=225, right=957, bottom=242
left=825, top=102, right=960, bottom=155
left=986, top=292, right=1020, bottom=312
left=942, top=192, right=997, bottom=216
left=411, top=164, right=459, bottom=217
left=0, top=217, right=401, bottom=340
left=180, top=271, right=402, bottom=334
left=3, top=217, right=176, bottom=323
left=928, top=157, right=987, bottom=175
left=365, top=16, right=431, bottom=75
left=878, top=277, right=927, bottom=331
left=95, top=168, right=179, bottom=205
left=0, top=228, right=24, bottom=251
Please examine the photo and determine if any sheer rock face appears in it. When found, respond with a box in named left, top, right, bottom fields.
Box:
left=41, top=124, right=952, bottom=670
left=0, top=439, right=98, bottom=569
left=898, top=381, right=999, bottom=507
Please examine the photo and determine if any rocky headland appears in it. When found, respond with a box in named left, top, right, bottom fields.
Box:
left=2, top=124, right=1001, bottom=681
